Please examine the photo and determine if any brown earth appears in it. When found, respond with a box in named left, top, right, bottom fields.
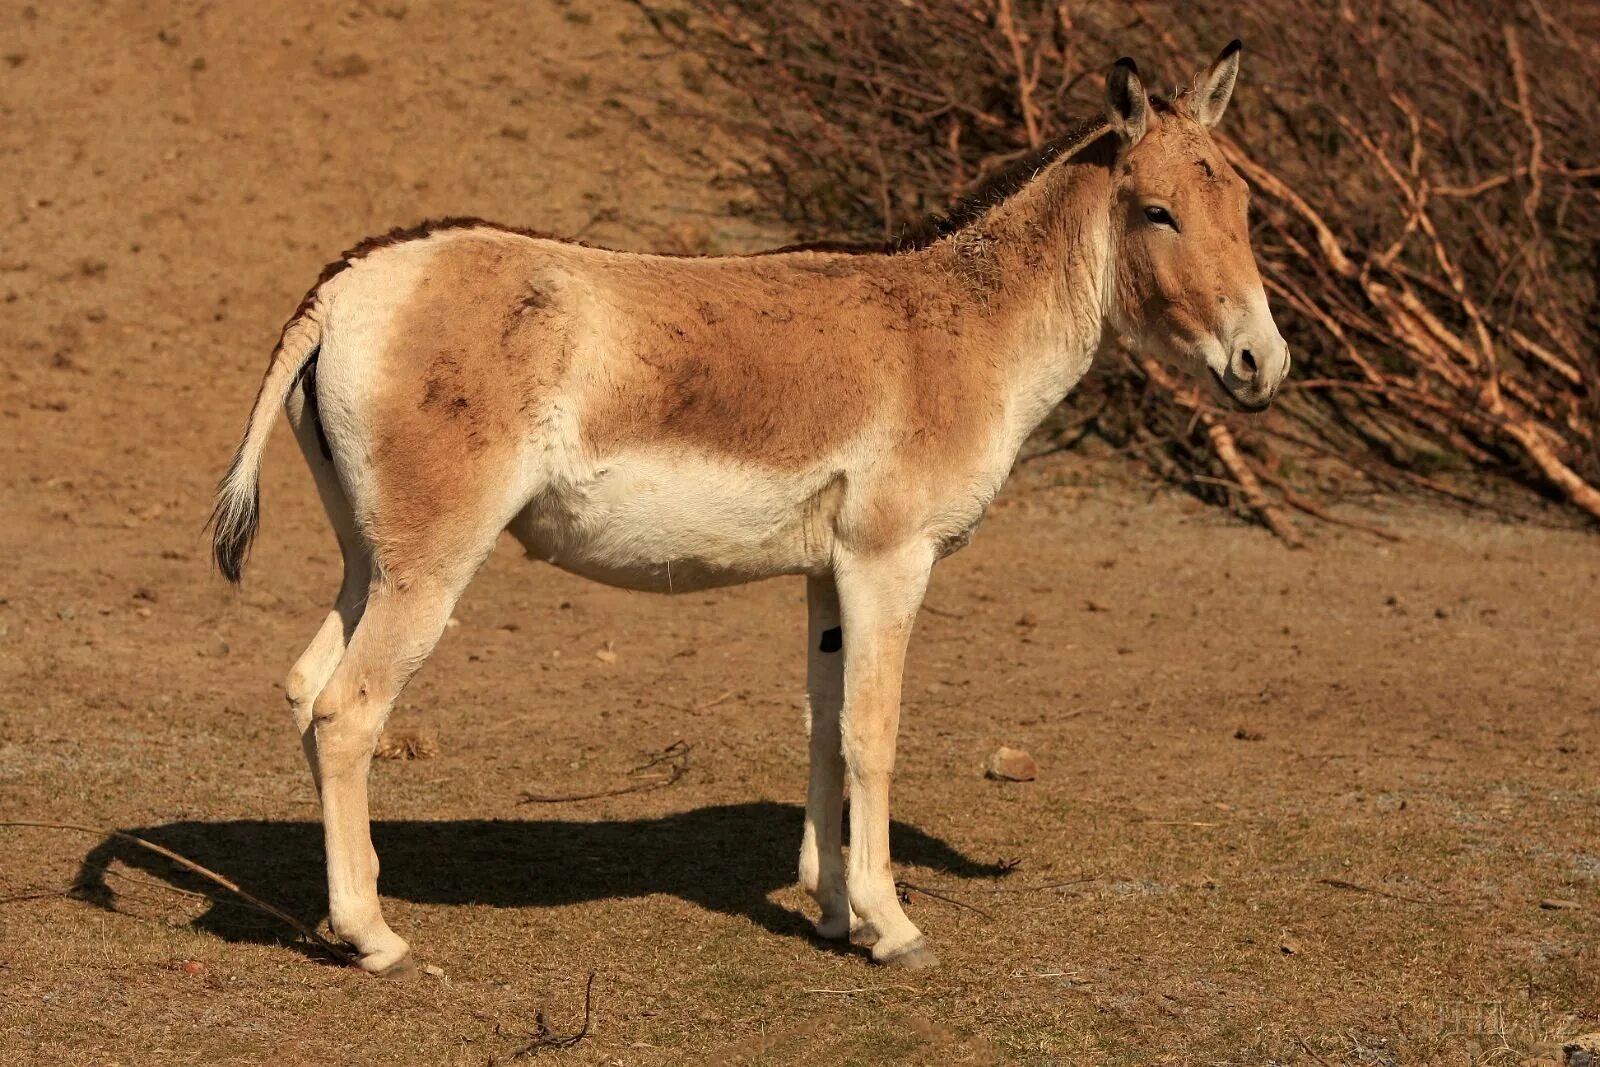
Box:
left=3, top=2, right=1599, bottom=1065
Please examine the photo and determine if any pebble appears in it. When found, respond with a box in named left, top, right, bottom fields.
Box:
left=1566, top=1034, right=1600, bottom=1067
left=985, top=746, right=1038, bottom=782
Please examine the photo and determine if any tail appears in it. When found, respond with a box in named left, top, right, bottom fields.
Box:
left=208, top=307, right=325, bottom=583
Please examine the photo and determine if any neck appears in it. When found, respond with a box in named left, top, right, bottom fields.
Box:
left=929, top=128, right=1120, bottom=452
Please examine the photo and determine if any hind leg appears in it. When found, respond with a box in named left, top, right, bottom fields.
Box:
left=284, top=376, right=372, bottom=791
left=799, top=574, right=854, bottom=939
left=311, top=573, right=466, bottom=974
left=283, top=554, right=369, bottom=794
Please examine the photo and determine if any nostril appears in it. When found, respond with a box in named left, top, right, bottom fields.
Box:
left=1239, top=348, right=1258, bottom=376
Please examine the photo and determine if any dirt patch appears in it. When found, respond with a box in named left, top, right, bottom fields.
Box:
left=2, top=2, right=1598, bottom=1065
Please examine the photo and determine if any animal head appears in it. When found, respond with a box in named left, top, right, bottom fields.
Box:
left=1101, top=41, right=1289, bottom=412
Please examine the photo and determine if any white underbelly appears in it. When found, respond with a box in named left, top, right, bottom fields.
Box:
left=508, top=450, right=839, bottom=593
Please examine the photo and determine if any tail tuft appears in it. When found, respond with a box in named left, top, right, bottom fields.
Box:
left=208, top=306, right=324, bottom=585
left=208, top=443, right=262, bottom=584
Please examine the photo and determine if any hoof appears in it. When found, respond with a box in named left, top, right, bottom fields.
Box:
left=849, top=921, right=881, bottom=949
left=815, top=913, right=852, bottom=941
left=367, top=951, right=418, bottom=980
left=875, top=938, right=939, bottom=970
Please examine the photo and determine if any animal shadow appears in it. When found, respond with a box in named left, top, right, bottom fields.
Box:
left=73, top=801, right=1010, bottom=954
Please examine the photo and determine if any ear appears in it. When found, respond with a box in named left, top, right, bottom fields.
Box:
left=1191, top=39, right=1242, bottom=128
left=1105, top=57, right=1150, bottom=147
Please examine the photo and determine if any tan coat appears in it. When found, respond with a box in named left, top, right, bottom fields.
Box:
left=210, top=43, right=1287, bottom=975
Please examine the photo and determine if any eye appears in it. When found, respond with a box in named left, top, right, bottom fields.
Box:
left=1143, top=205, right=1178, bottom=230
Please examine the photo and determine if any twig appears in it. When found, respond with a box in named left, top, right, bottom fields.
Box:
left=1432, top=164, right=1600, bottom=199
left=996, top=0, right=1042, bottom=149
left=0, top=885, right=74, bottom=905
left=1502, top=24, right=1543, bottom=224
left=518, top=741, right=690, bottom=804
left=0, top=821, right=355, bottom=964
left=1135, top=356, right=1302, bottom=545
left=1209, top=425, right=1297, bottom=534
left=895, top=879, right=994, bottom=920
left=1297, top=1034, right=1338, bottom=1067
left=99, top=865, right=227, bottom=903
left=693, top=691, right=734, bottom=712
left=1252, top=468, right=1404, bottom=543
left=510, top=971, right=597, bottom=1057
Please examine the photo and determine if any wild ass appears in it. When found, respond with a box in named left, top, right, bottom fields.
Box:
left=210, top=43, right=1288, bottom=975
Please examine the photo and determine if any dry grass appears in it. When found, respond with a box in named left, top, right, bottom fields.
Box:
left=374, top=727, right=441, bottom=762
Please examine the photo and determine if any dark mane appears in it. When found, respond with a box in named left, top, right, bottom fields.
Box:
left=764, top=112, right=1124, bottom=257
left=288, top=110, right=1134, bottom=310
left=893, top=113, right=1118, bottom=251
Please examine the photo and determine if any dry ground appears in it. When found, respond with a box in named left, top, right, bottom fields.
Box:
left=3, top=2, right=1599, bottom=1064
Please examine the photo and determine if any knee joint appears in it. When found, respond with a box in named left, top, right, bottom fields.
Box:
left=284, top=669, right=320, bottom=710
left=310, top=677, right=372, bottom=731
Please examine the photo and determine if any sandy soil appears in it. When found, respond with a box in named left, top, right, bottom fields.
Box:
left=3, top=2, right=1599, bottom=1064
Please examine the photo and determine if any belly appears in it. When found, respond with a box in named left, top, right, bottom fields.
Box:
left=508, top=450, right=841, bottom=593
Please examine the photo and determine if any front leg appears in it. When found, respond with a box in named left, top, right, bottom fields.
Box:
left=799, top=574, right=853, bottom=939
left=835, top=542, right=938, bottom=968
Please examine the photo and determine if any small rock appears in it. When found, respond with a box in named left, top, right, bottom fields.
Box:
left=1015, top=611, right=1038, bottom=629
left=1279, top=938, right=1300, bottom=956
left=595, top=645, right=618, bottom=664
left=1540, top=897, right=1582, bottom=911
left=1565, top=1033, right=1600, bottom=1067
left=985, top=746, right=1037, bottom=782
left=422, top=963, right=446, bottom=978
left=182, top=960, right=205, bottom=975
left=56, top=605, right=75, bottom=620
left=318, top=53, right=370, bottom=78
left=1234, top=727, right=1265, bottom=742
left=444, top=616, right=461, bottom=629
